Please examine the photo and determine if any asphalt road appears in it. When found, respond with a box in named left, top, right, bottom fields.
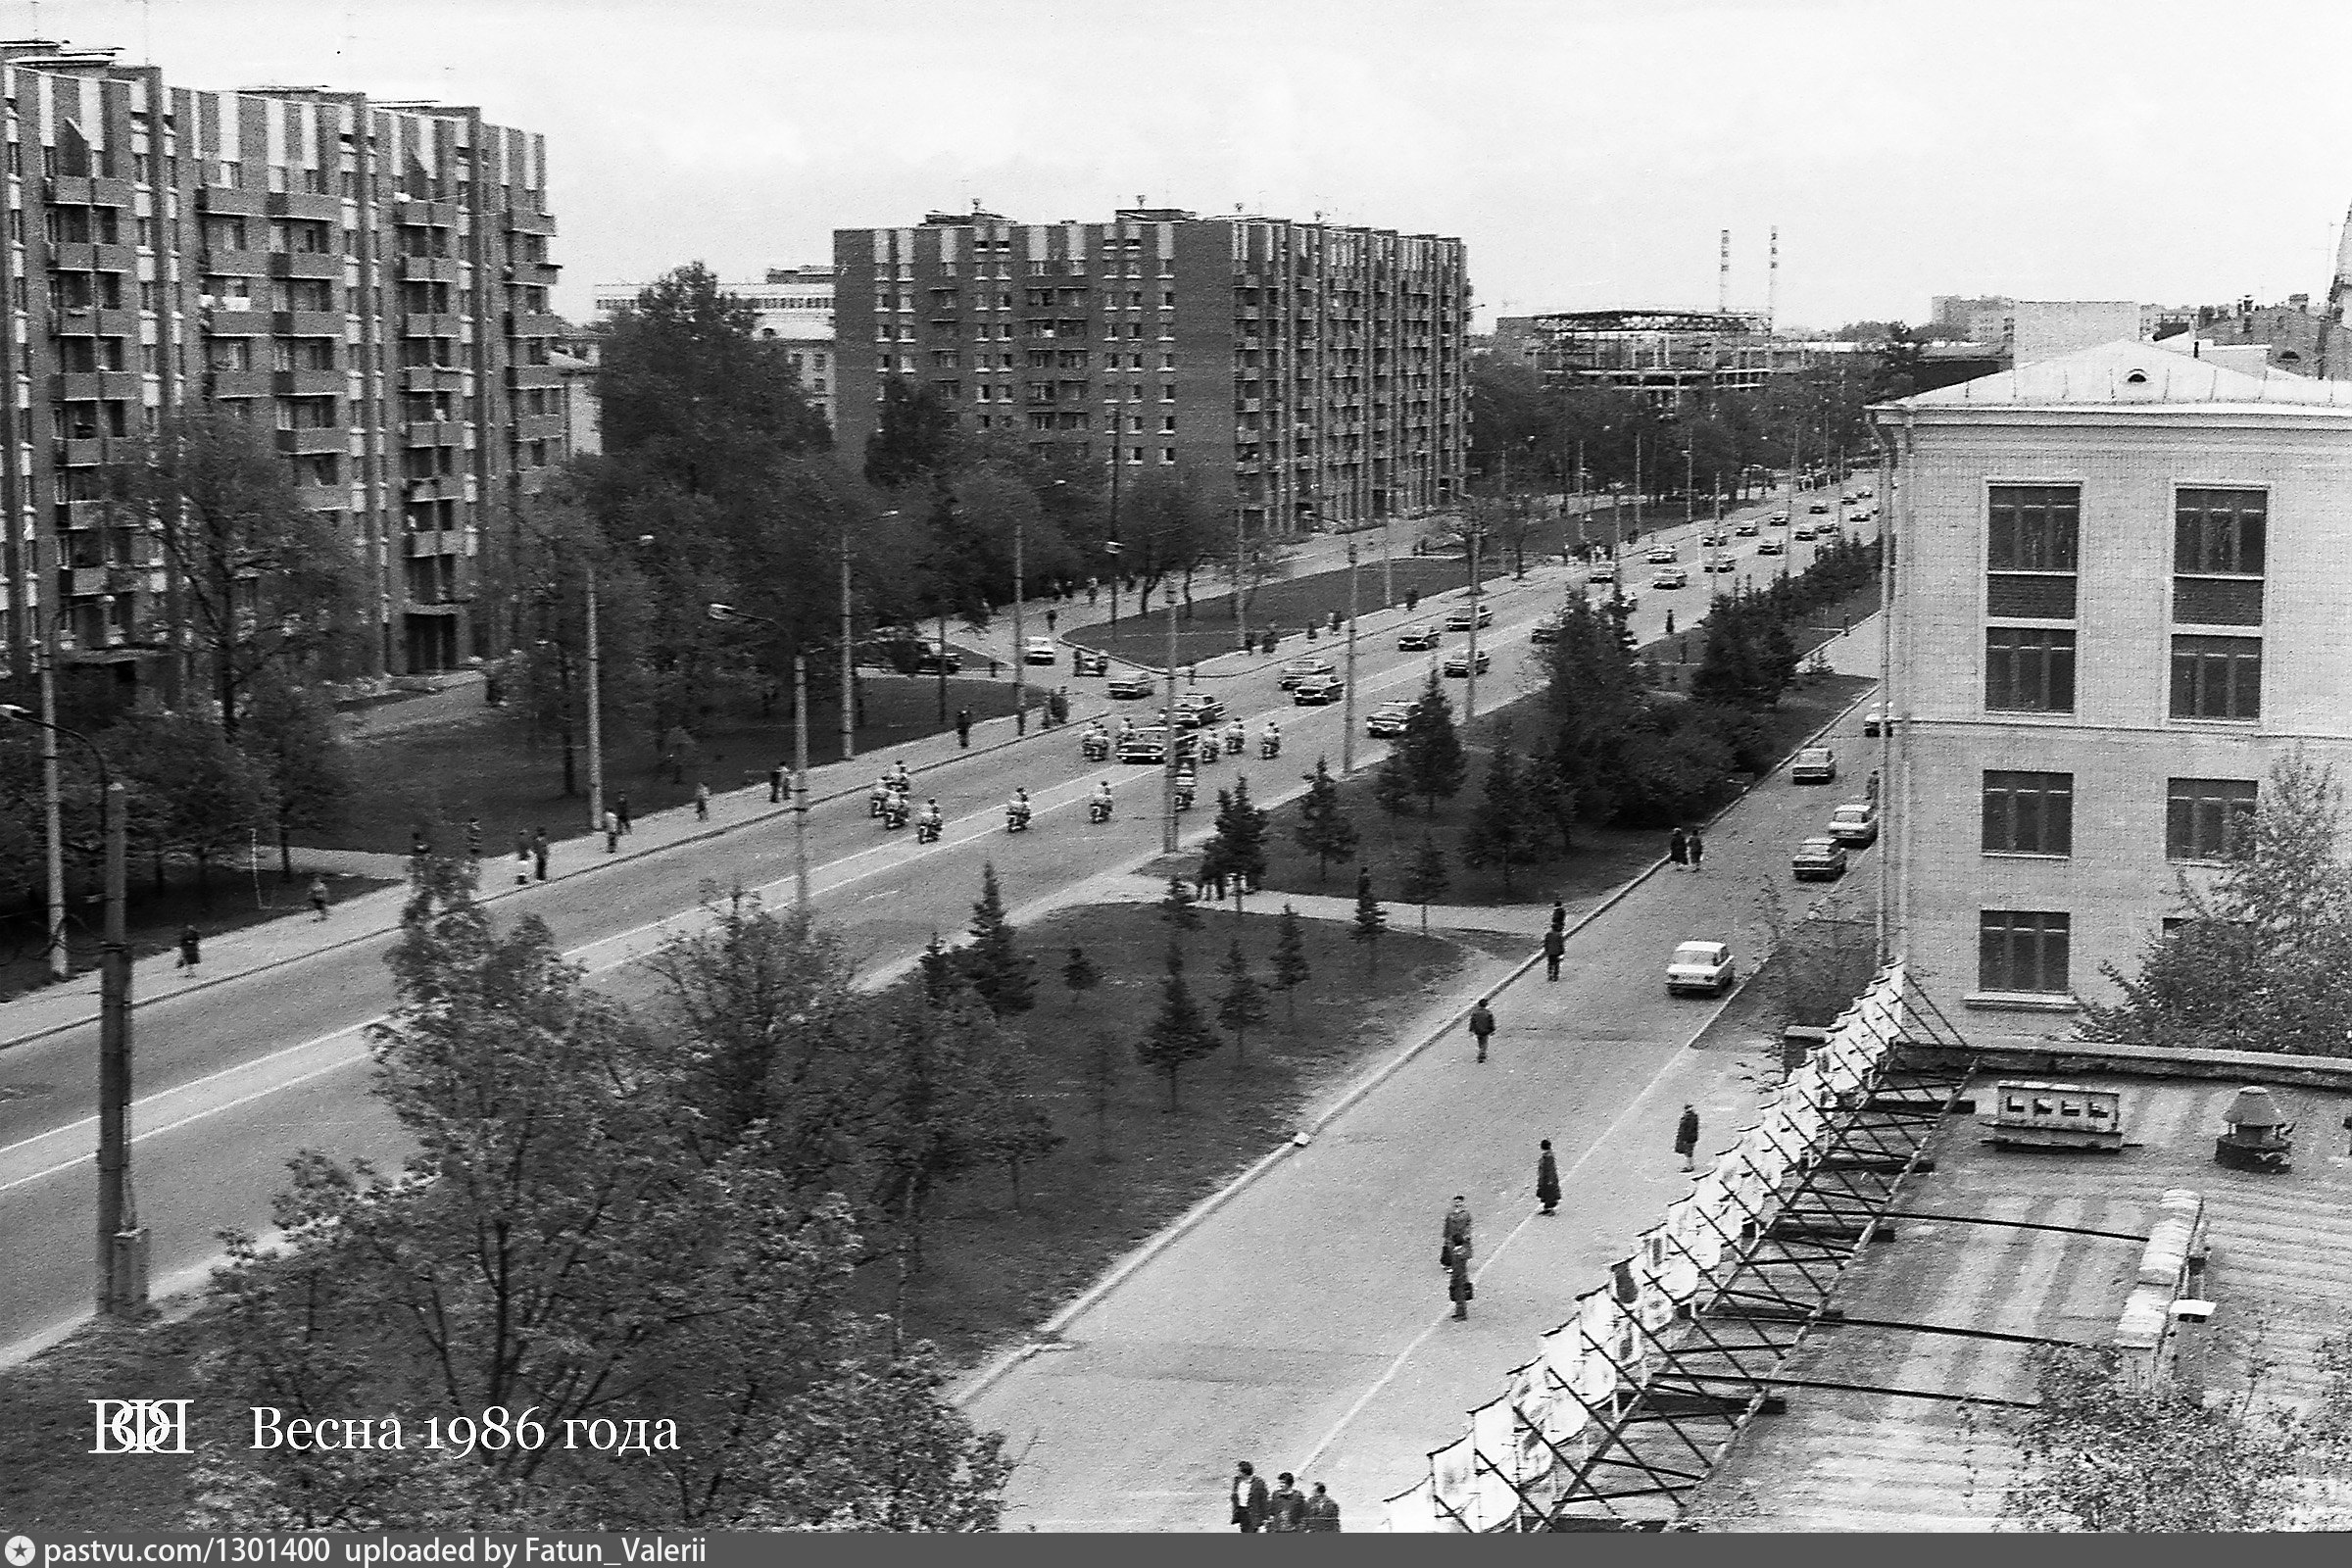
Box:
left=0, top=481, right=1871, bottom=1366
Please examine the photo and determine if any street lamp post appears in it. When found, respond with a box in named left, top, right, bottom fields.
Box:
left=584, top=559, right=603, bottom=836
left=1464, top=521, right=1485, bottom=722
left=1341, top=534, right=1360, bottom=776
left=0, top=705, right=141, bottom=1315
left=1161, top=566, right=1180, bottom=856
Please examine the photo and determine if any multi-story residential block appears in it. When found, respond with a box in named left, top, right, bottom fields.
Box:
left=591, top=265, right=835, bottom=431
left=0, top=39, right=560, bottom=687
left=831, top=207, right=1470, bottom=538
left=1875, top=336, right=2352, bottom=1017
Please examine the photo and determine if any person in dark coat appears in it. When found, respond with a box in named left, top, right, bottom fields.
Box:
left=1676, top=1103, right=1701, bottom=1172
left=1542, top=925, right=1566, bottom=981
left=175, top=923, right=201, bottom=975
left=1448, top=1247, right=1474, bottom=1320
left=1668, top=827, right=1690, bottom=869
left=1536, top=1139, right=1561, bottom=1215
left=532, top=828, right=550, bottom=881
left=465, top=817, right=481, bottom=860
left=308, top=877, right=331, bottom=920
left=1302, top=1483, right=1342, bottom=1532
left=956, top=708, right=973, bottom=748
left=1266, top=1473, right=1307, bottom=1533
left=1230, top=1461, right=1269, bottom=1532
left=514, top=832, right=531, bottom=886
left=1442, top=1196, right=1473, bottom=1269
left=1688, top=828, right=1706, bottom=872
left=1468, top=996, right=1495, bottom=1062
left=768, top=763, right=785, bottom=804
left=615, top=794, right=632, bottom=834
left=1549, top=899, right=1567, bottom=932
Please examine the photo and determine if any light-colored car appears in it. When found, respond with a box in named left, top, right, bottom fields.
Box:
left=1667, top=941, right=1738, bottom=997
left=1735, top=519, right=1759, bottom=536
left=1443, top=646, right=1492, bottom=677
left=1171, top=692, right=1224, bottom=728
left=1768, top=511, right=1789, bottom=524
left=1808, top=501, right=1831, bottom=514
left=1652, top=565, right=1690, bottom=589
left=1700, top=528, right=1730, bottom=547
left=1816, top=515, right=1841, bottom=533
left=1292, top=672, right=1345, bottom=706
left=1755, top=536, right=1786, bottom=556
left=1278, top=656, right=1335, bottom=690
left=1530, top=616, right=1562, bottom=645
left=1791, top=746, right=1838, bottom=783
left=1396, top=622, right=1441, bottom=651
left=1023, top=635, right=1058, bottom=664
left=1703, top=554, right=1737, bottom=573
left=1791, top=836, right=1848, bottom=881
left=1827, top=801, right=1880, bottom=846
left=1106, top=672, right=1156, bottom=699
left=1589, top=560, right=1618, bottom=583
left=1445, top=602, right=1494, bottom=631
left=1367, top=699, right=1413, bottom=738
left=1861, top=708, right=1889, bottom=737
left=1645, top=543, right=1680, bottom=564
left=1791, top=524, right=1817, bottom=541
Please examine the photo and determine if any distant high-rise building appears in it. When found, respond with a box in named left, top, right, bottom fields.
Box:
left=831, top=207, right=1470, bottom=538
left=0, top=40, right=563, bottom=685
left=591, top=265, right=835, bottom=431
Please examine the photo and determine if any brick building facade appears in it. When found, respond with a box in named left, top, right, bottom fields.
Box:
left=832, top=207, right=1470, bottom=539
left=0, top=40, right=561, bottom=688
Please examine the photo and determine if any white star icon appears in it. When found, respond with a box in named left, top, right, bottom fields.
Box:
left=5, top=1536, right=36, bottom=1568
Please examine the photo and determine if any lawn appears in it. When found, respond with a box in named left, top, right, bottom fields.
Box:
left=1078, top=555, right=1508, bottom=668
left=303, top=671, right=1038, bottom=856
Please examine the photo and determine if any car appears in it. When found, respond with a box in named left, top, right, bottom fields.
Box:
left=1293, top=672, right=1346, bottom=706
left=1700, top=528, right=1730, bottom=547
left=1645, top=543, right=1679, bottom=564
left=1530, top=616, right=1562, bottom=644
left=1666, top=940, right=1738, bottom=997
left=1755, top=537, right=1786, bottom=556
left=1170, top=692, right=1224, bottom=728
left=1827, top=801, right=1880, bottom=847
left=1703, top=554, right=1737, bottom=574
left=907, top=641, right=962, bottom=674
left=1442, top=646, right=1492, bottom=677
left=1808, top=501, right=1830, bottom=514
left=1791, top=524, right=1817, bottom=541
left=1396, top=622, right=1441, bottom=651
left=1106, top=672, right=1157, bottom=700
left=1278, top=656, right=1335, bottom=690
left=1072, top=649, right=1109, bottom=677
left=1023, top=635, right=1058, bottom=664
left=1116, top=724, right=1198, bottom=764
left=1791, top=837, right=1848, bottom=881
left=1652, top=565, right=1689, bottom=589
left=1816, top=515, right=1841, bottom=533
left=1791, top=746, right=1838, bottom=783
left=1589, top=560, right=1618, bottom=583
left=1768, top=511, right=1788, bottom=524
left=1861, top=708, right=1889, bottom=737
left=1445, top=602, right=1494, bottom=630
left=1367, top=699, right=1413, bottom=738
left=1855, top=486, right=1874, bottom=499
left=1734, top=519, right=1759, bottom=536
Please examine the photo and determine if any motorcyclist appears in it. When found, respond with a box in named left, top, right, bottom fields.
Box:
left=1006, top=788, right=1032, bottom=827
left=1260, top=718, right=1282, bottom=758
left=870, top=773, right=894, bottom=815
left=1223, top=718, right=1246, bottom=755
left=917, top=798, right=943, bottom=839
left=887, top=760, right=911, bottom=793
left=1118, top=716, right=1136, bottom=738
left=1091, top=779, right=1114, bottom=820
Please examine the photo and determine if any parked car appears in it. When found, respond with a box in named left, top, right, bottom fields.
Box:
left=1589, top=560, right=1618, bottom=583
left=1443, top=646, right=1491, bottom=677
left=1756, top=537, right=1786, bottom=556
left=1735, top=519, right=1759, bottom=536
left=1703, top=554, right=1737, bottom=573
left=1791, top=746, right=1838, bottom=783
left=1278, top=655, right=1335, bottom=690
left=1107, top=672, right=1157, bottom=700
left=1645, top=543, right=1679, bottom=564
left=1530, top=616, right=1562, bottom=645
left=1293, top=672, right=1346, bottom=706
left=1791, top=524, right=1817, bottom=541
left=1117, top=724, right=1198, bottom=764
left=1861, top=708, right=1889, bottom=736
left=1396, top=622, right=1441, bottom=651
left=1445, top=602, right=1494, bottom=630
left=1700, top=528, right=1730, bottom=547
left=1791, top=837, right=1848, bottom=881
left=1022, top=635, right=1058, bottom=664
left=1652, top=565, right=1690, bottom=589
left=1171, top=692, right=1224, bottom=728
left=1827, top=801, right=1880, bottom=846
left=1666, top=940, right=1738, bottom=997
left=1367, top=699, right=1414, bottom=738
left=1817, top=515, right=1841, bottom=533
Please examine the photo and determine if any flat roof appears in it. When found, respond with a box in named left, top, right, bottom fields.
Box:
left=1693, top=1069, right=2352, bottom=1529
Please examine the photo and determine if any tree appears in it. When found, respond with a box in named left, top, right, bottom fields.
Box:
left=1458, top=731, right=1547, bottom=893
left=870, top=966, right=1004, bottom=1281
left=2082, top=753, right=2352, bottom=1055
left=1207, top=778, right=1270, bottom=912
left=959, top=861, right=1035, bottom=1016
left=1135, top=946, right=1220, bottom=1110
left=1372, top=750, right=1415, bottom=818
left=1271, top=905, right=1312, bottom=1025
left=1753, top=881, right=1881, bottom=1031
left=1214, top=938, right=1270, bottom=1063
left=1351, top=868, right=1388, bottom=972
left=1083, top=1034, right=1121, bottom=1158
left=864, top=377, right=964, bottom=491
left=239, top=673, right=355, bottom=881
left=973, top=1033, right=1061, bottom=1212
left=1294, top=756, right=1359, bottom=882
left=1398, top=837, right=1451, bottom=935
left=1397, top=678, right=1469, bottom=816
left=1061, top=945, right=1102, bottom=1011
left=1119, top=468, right=1219, bottom=617
left=1158, top=872, right=1201, bottom=940
left=113, top=704, right=279, bottom=908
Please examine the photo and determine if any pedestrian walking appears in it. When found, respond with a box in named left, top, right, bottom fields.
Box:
left=1230, top=1461, right=1269, bottom=1533
left=513, top=831, right=531, bottom=886
left=1046, top=607, right=1058, bottom=632
left=604, top=809, right=620, bottom=854
left=308, top=876, right=330, bottom=919
left=615, top=794, right=632, bottom=834
left=1536, top=1139, right=1561, bottom=1216
left=175, top=922, right=201, bottom=975
left=465, top=817, right=481, bottom=860
left=1676, top=1103, right=1701, bottom=1172
left=1468, top=996, right=1495, bottom=1062
left=956, top=707, right=973, bottom=748
left=1688, top=829, right=1705, bottom=872
left=410, top=827, right=431, bottom=859
left=1448, top=1247, right=1475, bottom=1320
left=1441, top=1196, right=1473, bottom=1270
left=1549, top=899, right=1567, bottom=932
left=1267, top=1474, right=1307, bottom=1533
left=768, top=763, right=785, bottom=805
left=1542, top=924, right=1566, bottom=981
left=532, top=829, right=550, bottom=882
left=1087, top=576, right=1100, bottom=608
left=694, top=782, right=710, bottom=821
left=1668, top=827, right=1690, bottom=869
left=1302, top=1483, right=1342, bottom=1532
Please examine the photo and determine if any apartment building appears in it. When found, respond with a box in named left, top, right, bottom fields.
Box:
left=0, top=39, right=561, bottom=686
left=1877, top=337, right=2352, bottom=1014
left=591, top=265, right=835, bottom=431
left=831, top=207, right=1470, bottom=538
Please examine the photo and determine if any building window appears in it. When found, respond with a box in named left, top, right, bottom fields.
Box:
left=1986, top=483, right=2079, bottom=619
left=1983, top=771, right=2073, bottom=856
left=1984, top=628, right=2075, bottom=712
left=1160, top=447, right=1176, bottom=464
left=1979, top=910, right=2071, bottom=995
left=2173, top=486, right=2265, bottom=625
left=2169, top=634, right=2260, bottom=720
left=2167, top=777, right=2256, bottom=860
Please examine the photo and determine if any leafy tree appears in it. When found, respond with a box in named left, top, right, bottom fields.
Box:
left=1372, top=749, right=1415, bottom=818
left=865, top=377, right=963, bottom=491
left=1119, top=467, right=1219, bottom=617
left=1271, top=904, right=1312, bottom=1025
left=1753, top=881, right=1881, bottom=1031
left=870, top=966, right=1005, bottom=1280
left=1061, top=945, right=1102, bottom=1011
left=959, top=861, right=1035, bottom=1016
left=1294, top=756, right=1359, bottom=882
left=1351, top=867, right=1389, bottom=972
left=1214, top=938, right=1269, bottom=1062
left=113, top=704, right=279, bottom=908
left=1135, top=946, right=1220, bottom=1110
left=974, top=1033, right=1060, bottom=1212
left=1207, top=778, right=1270, bottom=912
left=1398, top=837, right=1451, bottom=935
left=1083, top=1034, right=1121, bottom=1157
left=1459, top=731, right=1547, bottom=893
left=239, top=673, right=355, bottom=881
left=1397, top=678, right=1468, bottom=816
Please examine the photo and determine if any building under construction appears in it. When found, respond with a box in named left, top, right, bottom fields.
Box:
left=1522, top=307, right=1815, bottom=408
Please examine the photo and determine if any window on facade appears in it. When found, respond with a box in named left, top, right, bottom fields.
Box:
left=2173, top=487, right=2265, bottom=625
left=2169, top=634, right=2260, bottom=720
left=2166, top=777, right=2257, bottom=860
left=1979, top=910, right=2071, bottom=995
left=1986, top=484, right=2080, bottom=618
left=1982, top=771, right=2073, bottom=855
left=1984, top=628, right=2075, bottom=712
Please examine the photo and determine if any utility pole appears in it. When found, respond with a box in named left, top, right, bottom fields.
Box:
left=1341, top=535, right=1359, bottom=776
left=1464, top=524, right=1483, bottom=721
left=1107, top=447, right=1123, bottom=627
left=793, top=652, right=809, bottom=907
left=1234, top=506, right=1250, bottom=653
left=96, top=777, right=141, bottom=1315
left=584, top=558, right=603, bottom=834
left=39, top=612, right=64, bottom=980
left=1161, top=581, right=1180, bottom=855
left=841, top=524, right=861, bottom=763
left=1011, top=506, right=1027, bottom=735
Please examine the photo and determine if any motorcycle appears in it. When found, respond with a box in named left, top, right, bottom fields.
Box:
left=868, top=786, right=889, bottom=818
left=1259, top=734, right=1281, bottom=760
left=883, top=799, right=909, bottom=831
left=1081, top=731, right=1110, bottom=761
left=1174, top=785, right=1195, bottom=812
left=1088, top=797, right=1113, bottom=825
left=1006, top=805, right=1032, bottom=834
left=1223, top=729, right=1246, bottom=757
left=916, top=815, right=942, bottom=844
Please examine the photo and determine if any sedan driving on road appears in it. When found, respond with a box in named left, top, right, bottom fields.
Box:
left=1828, top=801, right=1880, bottom=846
left=1292, top=673, right=1345, bottom=706
left=1116, top=725, right=1197, bottom=764
left=1530, top=616, right=1562, bottom=644
left=1445, top=602, right=1494, bottom=630
left=1703, top=555, right=1737, bottom=574
left=1700, top=528, right=1730, bottom=547
left=1652, top=565, right=1690, bottom=589
left=1791, top=524, right=1817, bottom=541
left=1666, top=941, right=1738, bottom=997
left=1171, top=692, right=1224, bottom=728
left=1023, top=635, right=1058, bottom=664
left=1645, top=543, right=1679, bottom=564
left=1367, top=699, right=1413, bottom=738
left=1443, top=646, right=1491, bottom=677
left=1755, top=537, right=1786, bottom=556
left=1791, top=837, right=1848, bottom=881
left=1278, top=656, right=1336, bottom=690
left=1589, top=561, right=1618, bottom=583
left=1107, top=672, right=1156, bottom=699
left=1396, top=623, right=1441, bottom=651
left=1735, top=519, right=1759, bottom=536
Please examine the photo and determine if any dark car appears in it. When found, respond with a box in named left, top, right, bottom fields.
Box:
left=1530, top=617, right=1562, bottom=644
left=1072, top=649, right=1109, bottom=677
left=1293, top=673, right=1346, bottom=706
left=907, top=642, right=962, bottom=675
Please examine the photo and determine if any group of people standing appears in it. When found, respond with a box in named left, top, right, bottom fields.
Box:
left=1230, top=1462, right=1341, bottom=1532
left=1667, top=826, right=1707, bottom=870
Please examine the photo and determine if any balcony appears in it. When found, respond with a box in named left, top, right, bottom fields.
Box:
left=505, top=365, right=561, bottom=390
left=265, top=190, right=343, bottom=222
left=405, top=528, right=464, bottom=558
left=53, top=370, right=143, bottom=402
left=405, top=474, right=466, bottom=503
left=198, top=185, right=268, bottom=216
left=202, top=247, right=271, bottom=276
left=397, top=255, right=462, bottom=283
left=59, top=499, right=115, bottom=529
left=403, top=313, right=463, bottom=339
left=507, top=311, right=566, bottom=340
left=49, top=175, right=135, bottom=208
left=272, top=368, right=346, bottom=397
left=513, top=413, right=565, bottom=441
left=275, top=427, right=348, bottom=455
left=396, top=199, right=460, bottom=229
left=402, top=366, right=467, bottom=392
left=506, top=261, right=563, bottom=286
left=57, top=437, right=116, bottom=467
left=50, top=241, right=137, bottom=273
left=406, top=420, right=468, bottom=447
left=270, top=252, right=344, bottom=279
left=272, top=309, right=347, bottom=337
left=200, top=308, right=272, bottom=337
left=504, top=210, right=559, bottom=238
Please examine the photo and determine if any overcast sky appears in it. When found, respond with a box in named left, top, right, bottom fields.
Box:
left=25, top=0, right=2352, bottom=329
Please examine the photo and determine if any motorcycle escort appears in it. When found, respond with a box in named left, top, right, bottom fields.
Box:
left=1222, top=724, right=1246, bottom=757
left=882, top=795, right=910, bottom=831
left=1006, top=802, right=1032, bottom=833
left=916, top=812, right=942, bottom=844
left=1259, top=728, right=1282, bottom=760
left=1088, top=792, right=1113, bottom=824
left=1081, top=727, right=1111, bottom=762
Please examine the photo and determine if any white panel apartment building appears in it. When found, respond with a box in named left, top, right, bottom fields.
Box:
left=1876, top=338, right=2352, bottom=1016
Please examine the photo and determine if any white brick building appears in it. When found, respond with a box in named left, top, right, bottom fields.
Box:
left=1874, top=338, right=2352, bottom=1014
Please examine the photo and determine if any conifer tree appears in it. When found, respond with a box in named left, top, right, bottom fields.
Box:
left=1459, top=732, right=1546, bottom=893
left=1135, top=946, right=1220, bottom=1110
left=1271, top=904, right=1312, bottom=1024
left=959, top=861, right=1034, bottom=1016
left=1294, top=756, right=1359, bottom=882
left=1398, top=836, right=1451, bottom=934
left=1350, top=867, right=1389, bottom=972
left=1399, top=677, right=1468, bottom=816
left=1372, top=750, right=1415, bottom=818
left=1208, top=778, right=1271, bottom=912
left=1157, top=873, right=1201, bottom=956
left=1214, top=938, right=1270, bottom=1062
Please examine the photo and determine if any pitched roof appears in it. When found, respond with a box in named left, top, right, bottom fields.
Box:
left=1885, top=337, right=2352, bottom=411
